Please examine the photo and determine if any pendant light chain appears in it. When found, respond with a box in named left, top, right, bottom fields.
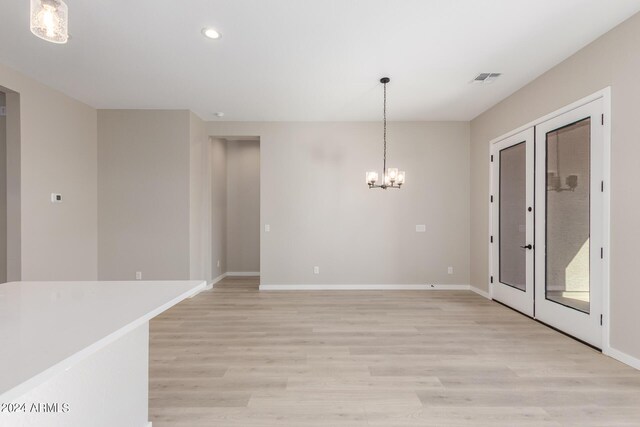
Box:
left=383, top=81, right=387, bottom=174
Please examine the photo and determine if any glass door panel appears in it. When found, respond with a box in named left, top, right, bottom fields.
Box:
left=545, top=118, right=591, bottom=313
left=499, top=143, right=527, bottom=291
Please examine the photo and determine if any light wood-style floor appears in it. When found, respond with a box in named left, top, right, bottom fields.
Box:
left=149, top=277, right=640, bottom=426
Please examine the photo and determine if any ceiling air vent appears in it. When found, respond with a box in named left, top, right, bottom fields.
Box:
left=472, top=72, right=501, bottom=84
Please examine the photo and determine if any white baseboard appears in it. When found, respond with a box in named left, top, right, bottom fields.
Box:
left=189, top=280, right=212, bottom=297
left=226, top=272, right=260, bottom=277
left=146, top=422, right=152, bottom=427
left=210, top=273, right=228, bottom=286
left=189, top=274, right=227, bottom=297
left=604, top=346, right=640, bottom=371
left=470, top=286, right=491, bottom=299
left=259, top=284, right=470, bottom=291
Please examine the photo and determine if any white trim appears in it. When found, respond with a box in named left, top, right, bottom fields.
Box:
left=259, top=284, right=470, bottom=291
left=190, top=273, right=228, bottom=296
left=601, top=87, right=612, bottom=355
left=145, top=422, right=153, bottom=427
left=489, top=88, right=611, bottom=146
left=470, top=286, right=491, bottom=299
left=189, top=286, right=209, bottom=297
left=488, top=139, right=494, bottom=299
left=226, top=272, right=260, bottom=277
left=604, top=346, right=640, bottom=371
left=211, top=272, right=228, bottom=286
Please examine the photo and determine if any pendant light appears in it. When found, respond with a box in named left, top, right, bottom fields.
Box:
left=366, top=77, right=405, bottom=189
left=30, top=0, right=69, bottom=44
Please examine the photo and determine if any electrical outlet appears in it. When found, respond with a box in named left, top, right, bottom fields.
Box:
left=136, top=271, right=142, bottom=280
left=448, top=266, right=454, bottom=275
left=265, top=224, right=271, bottom=232
left=51, top=193, right=63, bottom=203
left=313, top=266, right=320, bottom=274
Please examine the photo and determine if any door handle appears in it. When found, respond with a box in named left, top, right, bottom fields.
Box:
left=520, top=244, right=533, bottom=250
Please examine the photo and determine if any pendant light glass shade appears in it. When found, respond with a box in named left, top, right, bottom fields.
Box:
left=366, top=171, right=379, bottom=185
left=30, top=0, right=69, bottom=44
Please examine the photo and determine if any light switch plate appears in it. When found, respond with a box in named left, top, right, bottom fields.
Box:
left=264, top=224, right=271, bottom=232
left=416, top=225, right=426, bottom=232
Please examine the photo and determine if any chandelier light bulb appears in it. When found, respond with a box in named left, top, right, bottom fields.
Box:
left=43, top=7, right=56, bottom=36
left=387, top=168, right=398, bottom=181
left=30, top=0, right=69, bottom=44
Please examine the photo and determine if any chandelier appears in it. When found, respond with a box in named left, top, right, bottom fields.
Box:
left=30, top=0, right=69, bottom=44
left=366, top=77, right=405, bottom=189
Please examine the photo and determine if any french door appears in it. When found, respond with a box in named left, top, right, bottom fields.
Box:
left=534, top=99, right=604, bottom=348
left=491, top=128, right=534, bottom=317
left=491, top=97, right=605, bottom=348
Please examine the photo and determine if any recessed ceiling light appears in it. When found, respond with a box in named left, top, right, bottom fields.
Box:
left=202, top=27, right=221, bottom=40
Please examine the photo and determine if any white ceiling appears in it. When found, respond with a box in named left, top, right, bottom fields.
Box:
left=1, top=0, right=639, bottom=121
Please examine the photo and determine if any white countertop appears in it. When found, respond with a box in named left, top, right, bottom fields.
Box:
left=0, top=280, right=206, bottom=401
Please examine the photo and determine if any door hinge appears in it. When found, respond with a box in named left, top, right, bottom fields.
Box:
left=490, top=276, right=494, bottom=284
left=600, top=314, right=603, bottom=326
left=490, top=155, right=494, bottom=162
left=490, top=195, right=494, bottom=203
left=601, top=247, right=604, bottom=259
left=601, top=114, right=604, bottom=125
left=0, top=106, right=6, bottom=117
left=601, top=181, right=604, bottom=192
left=490, top=235, right=493, bottom=243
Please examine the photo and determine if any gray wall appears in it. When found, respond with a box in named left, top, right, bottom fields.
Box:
left=470, top=13, right=640, bottom=360
left=98, top=110, right=191, bottom=280
left=0, top=92, right=5, bottom=283
left=207, top=121, right=470, bottom=286
left=0, top=63, right=97, bottom=281
left=226, top=140, right=260, bottom=273
left=189, top=112, right=212, bottom=281
left=210, top=138, right=228, bottom=279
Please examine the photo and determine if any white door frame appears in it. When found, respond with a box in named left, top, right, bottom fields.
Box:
left=488, top=87, right=611, bottom=351
left=490, top=128, right=535, bottom=317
